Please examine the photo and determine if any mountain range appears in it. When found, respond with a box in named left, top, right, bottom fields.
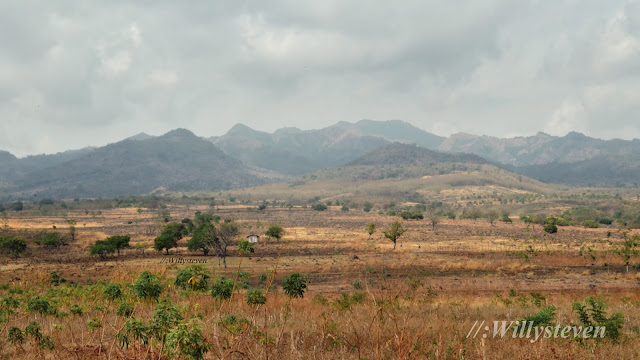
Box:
left=0, top=120, right=638, bottom=199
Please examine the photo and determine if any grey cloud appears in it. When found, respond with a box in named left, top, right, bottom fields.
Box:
left=0, top=0, right=639, bottom=156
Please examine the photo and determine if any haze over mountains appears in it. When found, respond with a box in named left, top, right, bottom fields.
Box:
left=0, top=120, right=638, bottom=199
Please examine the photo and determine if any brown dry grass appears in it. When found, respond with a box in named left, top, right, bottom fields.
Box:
left=1, top=205, right=639, bottom=359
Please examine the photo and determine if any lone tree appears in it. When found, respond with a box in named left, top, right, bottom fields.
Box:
left=486, top=210, right=499, bottom=227
left=154, top=223, right=185, bottom=255
left=384, top=221, right=406, bottom=250
left=214, top=222, right=239, bottom=268
left=265, top=224, right=284, bottom=242
left=66, top=219, right=77, bottom=242
left=363, top=201, right=373, bottom=213
left=89, top=241, right=116, bottom=259
left=366, top=222, right=376, bottom=239
left=187, top=222, right=216, bottom=256
left=615, top=233, right=639, bottom=273
left=427, top=206, right=439, bottom=231
left=106, top=235, right=130, bottom=256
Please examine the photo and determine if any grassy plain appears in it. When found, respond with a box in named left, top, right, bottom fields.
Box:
left=1, top=197, right=640, bottom=359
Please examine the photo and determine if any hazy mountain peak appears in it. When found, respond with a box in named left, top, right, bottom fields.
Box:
left=161, top=128, right=197, bottom=138
left=274, top=126, right=301, bottom=135
left=126, top=132, right=154, bottom=141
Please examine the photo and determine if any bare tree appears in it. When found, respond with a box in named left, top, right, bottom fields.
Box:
left=214, top=222, right=239, bottom=268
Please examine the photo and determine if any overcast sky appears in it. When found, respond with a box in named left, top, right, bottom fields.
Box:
left=1, top=1, right=640, bottom=156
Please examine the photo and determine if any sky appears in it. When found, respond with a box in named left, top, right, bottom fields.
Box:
left=1, top=1, right=640, bottom=156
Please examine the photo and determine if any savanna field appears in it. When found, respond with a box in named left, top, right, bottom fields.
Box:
left=1, top=196, right=640, bottom=359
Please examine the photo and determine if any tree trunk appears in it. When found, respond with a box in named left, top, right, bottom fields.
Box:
left=223, top=256, right=227, bottom=268
left=393, top=240, right=396, bottom=250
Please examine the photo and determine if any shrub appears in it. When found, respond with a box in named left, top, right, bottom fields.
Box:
left=35, top=233, right=67, bottom=249
left=49, top=271, right=66, bottom=286
left=69, top=304, right=84, bottom=316
left=151, top=300, right=183, bottom=344
left=8, top=327, right=24, bottom=345
left=164, top=319, right=211, bottom=360
left=573, top=297, right=623, bottom=342
left=265, top=224, right=284, bottom=241
left=363, top=201, right=373, bottom=212
left=104, top=284, right=123, bottom=300
left=282, top=273, right=308, bottom=299
left=543, top=223, right=558, bottom=234
left=582, top=220, right=599, bottom=228
left=237, top=240, right=255, bottom=255
left=311, top=203, right=328, bottom=211
left=175, top=266, right=210, bottom=291
left=28, top=297, right=54, bottom=316
left=399, top=211, right=423, bottom=220
left=133, top=271, right=162, bottom=301
left=116, top=302, right=135, bottom=317
left=0, top=236, right=27, bottom=255
left=246, top=289, right=267, bottom=306
left=211, top=277, right=234, bottom=300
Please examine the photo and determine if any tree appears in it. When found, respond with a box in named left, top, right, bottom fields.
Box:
left=237, top=240, right=254, bottom=255
left=154, top=223, right=185, bottom=255
left=66, top=219, right=77, bottom=242
left=265, top=224, right=284, bottom=242
left=187, top=223, right=216, bottom=256
left=614, top=233, right=639, bottom=273
left=35, top=232, right=67, bottom=249
left=89, top=241, right=116, bottom=259
left=282, top=273, right=308, bottom=298
left=427, top=207, right=439, bottom=231
left=486, top=210, right=499, bottom=226
left=363, top=201, right=373, bottom=212
left=366, top=222, right=376, bottom=238
left=9, top=202, right=23, bottom=212
left=384, top=221, right=406, bottom=250
left=106, top=235, right=130, bottom=256
left=311, top=203, right=327, bottom=211
left=133, top=271, right=162, bottom=301
left=214, top=222, right=239, bottom=268
left=0, top=236, right=27, bottom=256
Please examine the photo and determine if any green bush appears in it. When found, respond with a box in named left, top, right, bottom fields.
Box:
left=543, top=223, right=558, bottom=234
left=311, top=203, right=328, bottom=211
left=211, top=277, right=234, bottom=300
left=582, top=220, right=599, bottom=228
left=175, top=265, right=210, bottom=291
left=116, top=302, right=135, bottom=317
left=282, top=273, right=308, bottom=299
left=245, top=289, right=267, bottom=305
left=164, top=319, right=211, bottom=360
left=104, top=284, right=123, bottom=300
left=0, top=236, right=27, bottom=255
left=399, top=211, right=423, bottom=220
left=573, top=297, right=623, bottom=342
left=133, top=271, right=162, bottom=301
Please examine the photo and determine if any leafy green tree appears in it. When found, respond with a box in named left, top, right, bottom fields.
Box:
left=154, top=223, right=185, bottom=254
left=89, top=241, right=116, bottom=259
left=282, top=273, right=308, bottom=298
left=187, top=223, right=216, bottom=256
left=106, top=235, right=130, bottom=256
left=573, top=297, right=623, bottom=342
left=35, top=233, right=67, bottom=249
left=384, top=221, right=406, bottom=250
left=104, top=284, right=123, bottom=300
left=265, top=224, right=284, bottom=242
left=0, top=236, right=27, bottom=255
left=363, top=201, right=373, bottom=212
left=366, top=223, right=376, bottom=238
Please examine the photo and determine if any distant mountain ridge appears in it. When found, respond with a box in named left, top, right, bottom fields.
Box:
left=0, top=129, right=264, bottom=199
left=210, top=120, right=445, bottom=176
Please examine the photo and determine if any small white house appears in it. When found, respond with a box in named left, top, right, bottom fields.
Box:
left=247, top=234, right=260, bottom=244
